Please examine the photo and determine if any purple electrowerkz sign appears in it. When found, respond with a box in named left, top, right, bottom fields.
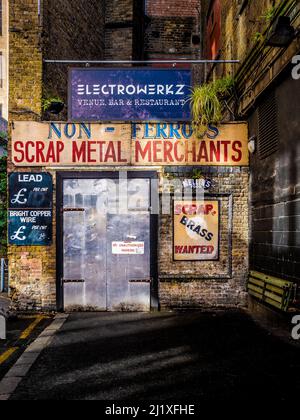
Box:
left=69, top=68, right=192, bottom=121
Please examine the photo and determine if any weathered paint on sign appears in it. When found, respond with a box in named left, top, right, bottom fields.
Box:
left=69, top=68, right=192, bottom=121
left=12, top=122, right=131, bottom=166
left=112, top=242, right=145, bottom=255
left=133, top=123, right=249, bottom=166
left=182, top=178, right=214, bottom=190
left=9, top=172, right=53, bottom=208
left=173, top=200, right=220, bottom=261
left=12, top=122, right=249, bottom=167
left=8, top=172, right=53, bottom=246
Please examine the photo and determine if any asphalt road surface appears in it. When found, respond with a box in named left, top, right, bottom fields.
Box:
left=10, top=311, right=300, bottom=401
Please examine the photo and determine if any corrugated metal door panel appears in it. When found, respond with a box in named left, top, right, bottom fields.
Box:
left=62, top=178, right=151, bottom=312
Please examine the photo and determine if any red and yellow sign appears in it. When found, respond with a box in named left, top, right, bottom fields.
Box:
left=134, top=123, right=248, bottom=166
left=11, top=122, right=249, bottom=167
left=173, top=200, right=220, bottom=261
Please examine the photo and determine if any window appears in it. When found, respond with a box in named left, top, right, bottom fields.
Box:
left=207, top=0, right=221, bottom=60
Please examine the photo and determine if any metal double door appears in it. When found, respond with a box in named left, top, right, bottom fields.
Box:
left=62, top=177, right=153, bottom=312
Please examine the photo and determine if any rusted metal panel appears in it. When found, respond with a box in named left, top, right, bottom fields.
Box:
left=11, top=121, right=249, bottom=167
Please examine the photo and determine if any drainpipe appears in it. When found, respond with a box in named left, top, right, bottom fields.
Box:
left=0, top=258, right=5, bottom=293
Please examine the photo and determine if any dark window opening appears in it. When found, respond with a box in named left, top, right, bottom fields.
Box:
left=206, top=0, right=221, bottom=60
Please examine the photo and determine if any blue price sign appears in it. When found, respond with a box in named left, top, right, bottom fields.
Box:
left=69, top=68, right=192, bottom=121
left=9, top=173, right=53, bottom=209
left=8, top=210, right=53, bottom=246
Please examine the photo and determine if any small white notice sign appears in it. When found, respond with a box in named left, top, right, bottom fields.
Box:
left=112, top=242, right=145, bottom=255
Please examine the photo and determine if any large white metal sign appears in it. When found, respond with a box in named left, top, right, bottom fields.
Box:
left=112, top=242, right=145, bottom=255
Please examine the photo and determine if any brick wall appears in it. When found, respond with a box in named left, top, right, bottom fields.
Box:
left=159, top=168, right=249, bottom=309
left=200, top=0, right=300, bottom=109
left=145, top=0, right=200, bottom=61
left=201, top=0, right=274, bottom=75
left=105, top=29, right=134, bottom=60
left=9, top=0, right=43, bottom=119
left=0, top=0, right=9, bottom=121
left=145, top=17, right=196, bottom=57
left=8, top=0, right=250, bottom=312
left=8, top=0, right=44, bottom=306
left=249, top=75, right=300, bottom=286
left=146, top=0, right=199, bottom=17
left=199, top=0, right=300, bottom=293
left=105, top=0, right=134, bottom=22
left=8, top=165, right=250, bottom=312
left=43, top=0, right=105, bottom=120
left=104, top=0, right=133, bottom=60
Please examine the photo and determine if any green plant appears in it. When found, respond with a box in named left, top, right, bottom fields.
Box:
left=0, top=131, right=7, bottom=142
left=0, top=129, right=7, bottom=255
left=213, top=76, right=235, bottom=97
left=192, top=169, right=203, bottom=179
left=164, top=172, right=177, bottom=180
left=252, top=6, right=279, bottom=43
left=191, top=76, right=235, bottom=136
left=42, top=96, right=64, bottom=112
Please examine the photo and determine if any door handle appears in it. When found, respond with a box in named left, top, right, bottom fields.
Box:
left=129, top=278, right=153, bottom=284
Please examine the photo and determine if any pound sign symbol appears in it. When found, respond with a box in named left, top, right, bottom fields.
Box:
left=11, top=188, right=28, bottom=205
left=10, top=226, right=26, bottom=241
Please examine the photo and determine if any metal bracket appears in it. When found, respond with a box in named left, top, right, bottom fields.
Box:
left=62, top=279, right=85, bottom=284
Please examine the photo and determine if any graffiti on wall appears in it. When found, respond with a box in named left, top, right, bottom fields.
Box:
left=69, top=69, right=192, bottom=121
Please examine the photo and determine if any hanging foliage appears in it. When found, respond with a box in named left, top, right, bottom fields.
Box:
left=191, top=76, right=235, bottom=137
left=0, top=131, right=7, bottom=256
